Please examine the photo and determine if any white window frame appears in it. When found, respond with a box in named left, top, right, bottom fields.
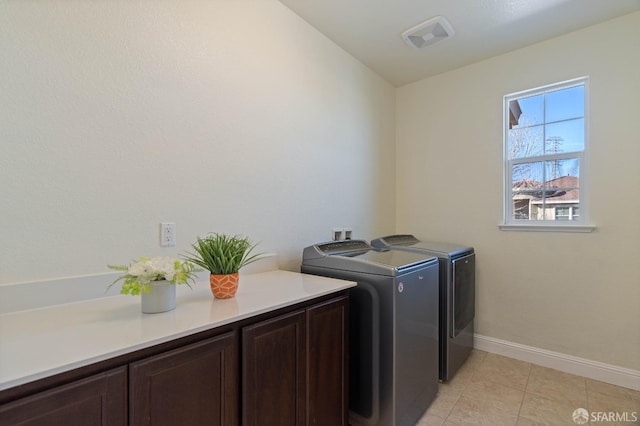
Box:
left=500, top=77, right=594, bottom=232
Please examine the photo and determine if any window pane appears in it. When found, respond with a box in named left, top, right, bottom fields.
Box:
left=512, top=161, right=543, bottom=220
left=545, top=85, right=584, bottom=123
left=544, top=159, right=580, bottom=222
left=512, top=159, right=580, bottom=222
left=545, top=118, right=584, bottom=154
left=508, top=124, right=543, bottom=159
left=514, top=94, right=544, bottom=127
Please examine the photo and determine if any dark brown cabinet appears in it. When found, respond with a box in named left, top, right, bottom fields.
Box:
left=306, top=297, right=349, bottom=426
left=0, top=367, right=126, bottom=426
left=130, top=332, right=237, bottom=426
left=242, top=296, right=348, bottom=426
left=242, top=310, right=307, bottom=425
left=0, top=292, right=348, bottom=426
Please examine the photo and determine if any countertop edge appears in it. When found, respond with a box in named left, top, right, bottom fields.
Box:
left=0, top=270, right=356, bottom=392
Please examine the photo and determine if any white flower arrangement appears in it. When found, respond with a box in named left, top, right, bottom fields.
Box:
left=108, top=257, right=201, bottom=295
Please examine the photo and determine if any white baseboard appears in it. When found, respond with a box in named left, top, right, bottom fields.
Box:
left=474, top=334, right=640, bottom=392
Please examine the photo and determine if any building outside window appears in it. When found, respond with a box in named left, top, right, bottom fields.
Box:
left=502, top=77, right=592, bottom=231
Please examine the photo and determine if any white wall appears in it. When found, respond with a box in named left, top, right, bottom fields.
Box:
left=0, top=0, right=396, bottom=284
left=396, top=12, right=640, bottom=371
left=2, top=0, right=637, bottom=375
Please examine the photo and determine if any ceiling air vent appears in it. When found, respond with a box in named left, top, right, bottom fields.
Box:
left=401, top=16, right=455, bottom=49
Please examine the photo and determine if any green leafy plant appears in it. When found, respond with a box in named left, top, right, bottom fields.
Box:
left=183, top=233, right=262, bottom=275
left=107, top=257, right=201, bottom=295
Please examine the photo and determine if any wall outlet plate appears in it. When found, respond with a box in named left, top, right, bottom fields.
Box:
left=160, top=222, right=176, bottom=247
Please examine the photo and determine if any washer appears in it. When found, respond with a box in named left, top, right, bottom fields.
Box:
left=371, top=234, right=475, bottom=381
left=301, top=240, right=439, bottom=426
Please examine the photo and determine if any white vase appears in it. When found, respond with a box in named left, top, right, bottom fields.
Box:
left=141, top=280, right=176, bottom=314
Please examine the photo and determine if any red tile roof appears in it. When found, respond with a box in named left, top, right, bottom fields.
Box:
left=513, top=176, right=579, bottom=202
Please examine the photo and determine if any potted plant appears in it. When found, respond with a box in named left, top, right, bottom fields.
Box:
left=108, top=257, right=200, bottom=313
left=183, top=233, right=261, bottom=299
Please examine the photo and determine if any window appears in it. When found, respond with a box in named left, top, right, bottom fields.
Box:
left=555, top=206, right=570, bottom=220
left=554, top=206, right=580, bottom=221
left=502, top=77, right=593, bottom=232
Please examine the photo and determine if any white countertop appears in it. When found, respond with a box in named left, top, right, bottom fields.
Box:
left=0, top=270, right=355, bottom=391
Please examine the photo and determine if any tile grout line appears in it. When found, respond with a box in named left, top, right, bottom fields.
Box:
left=515, top=361, right=533, bottom=423
left=438, top=355, right=479, bottom=425
left=438, top=378, right=461, bottom=425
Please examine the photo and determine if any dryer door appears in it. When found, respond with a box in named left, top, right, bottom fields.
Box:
left=451, top=253, right=475, bottom=338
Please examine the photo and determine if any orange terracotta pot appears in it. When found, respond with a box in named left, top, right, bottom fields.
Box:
left=209, top=273, right=239, bottom=299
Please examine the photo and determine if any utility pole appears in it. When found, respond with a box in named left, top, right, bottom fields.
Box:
left=546, top=136, right=563, bottom=180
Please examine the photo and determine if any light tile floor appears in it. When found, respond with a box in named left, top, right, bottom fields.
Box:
left=416, top=350, right=640, bottom=425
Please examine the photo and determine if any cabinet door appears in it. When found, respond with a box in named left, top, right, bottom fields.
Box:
left=0, top=367, right=126, bottom=426
left=129, top=332, right=237, bottom=426
left=242, top=310, right=306, bottom=426
left=306, top=296, right=349, bottom=426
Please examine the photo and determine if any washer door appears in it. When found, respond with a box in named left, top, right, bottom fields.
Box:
left=452, top=253, right=475, bottom=338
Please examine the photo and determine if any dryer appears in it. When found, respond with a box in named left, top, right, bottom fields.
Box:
left=371, top=234, right=475, bottom=381
left=301, top=240, right=439, bottom=426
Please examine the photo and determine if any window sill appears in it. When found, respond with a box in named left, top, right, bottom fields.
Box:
left=499, top=224, right=596, bottom=233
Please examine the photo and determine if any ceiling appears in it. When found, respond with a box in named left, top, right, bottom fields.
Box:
left=278, top=0, right=640, bottom=87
